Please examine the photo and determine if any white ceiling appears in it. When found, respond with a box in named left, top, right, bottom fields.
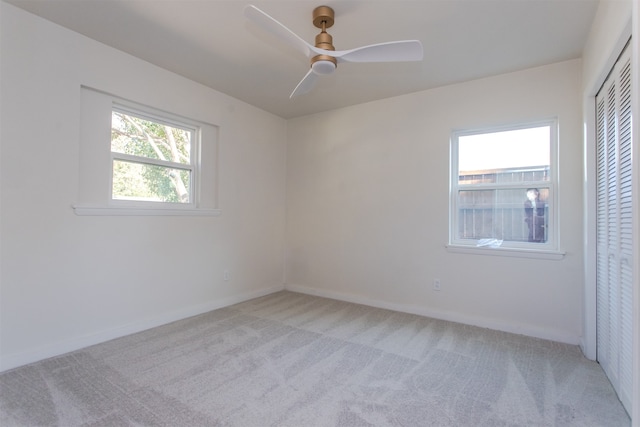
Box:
left=5, top=0, right=599, bottom=119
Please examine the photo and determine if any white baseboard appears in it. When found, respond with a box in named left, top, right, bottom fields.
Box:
left=285, top=283, right=580, bottom=345
left=0, top=285, right=285, bottom=373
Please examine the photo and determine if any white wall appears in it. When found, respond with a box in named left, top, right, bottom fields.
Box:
left=0, top=3, right=287, bottom=371
left=582, top=0, right=633, bottom=92
left=286, top=60, right=585, bottom=344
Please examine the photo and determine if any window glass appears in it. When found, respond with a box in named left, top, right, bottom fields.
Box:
left=457, top=188, right=550, bottom=243
left=458, top=126, right=550, bottom=175
left=112, top=160, right=191, bottom=203
left=111, top=111, right=191, bottom=164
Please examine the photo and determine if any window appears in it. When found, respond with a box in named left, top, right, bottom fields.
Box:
left=74, top=87, right=219, bottom=216
left=449, top=119, right=559, bottom=255
left=111, top=106, right=196, bottom=205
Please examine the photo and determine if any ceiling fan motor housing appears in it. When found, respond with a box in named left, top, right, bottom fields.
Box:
left=311, top=6, right=337, bottom=71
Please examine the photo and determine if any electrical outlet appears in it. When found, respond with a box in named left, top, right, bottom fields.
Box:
left=224, top=270, right=230, bottom=281
left=433, top=279, right=441, bottom=291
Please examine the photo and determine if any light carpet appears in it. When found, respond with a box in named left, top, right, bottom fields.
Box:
left=0, top=291, right=631, bottom=426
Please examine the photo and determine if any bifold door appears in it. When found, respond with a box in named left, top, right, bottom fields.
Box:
left=595, top=40, right=633, bottom=415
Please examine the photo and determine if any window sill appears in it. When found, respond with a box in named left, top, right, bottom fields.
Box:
left=72, top=204, right=221, bottom=217
left=446, top=244, right=565, bottom=260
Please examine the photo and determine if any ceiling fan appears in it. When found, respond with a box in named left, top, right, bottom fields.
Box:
left=244, top=4, right=424, bottom=98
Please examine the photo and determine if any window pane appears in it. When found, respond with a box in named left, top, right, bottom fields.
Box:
left=458, top=188, right=549, bottom=243
left=458, top=126, right=550, bottom=185
left=111, top=111, right=191, bottom=165
left=112, top=160, right=191, bottom=203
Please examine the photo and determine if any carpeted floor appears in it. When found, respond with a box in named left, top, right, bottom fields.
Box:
left=0, top=291, right=631, bottom=426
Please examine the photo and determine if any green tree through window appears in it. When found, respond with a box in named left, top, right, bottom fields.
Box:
left=111, top=109, right=194, bottom=203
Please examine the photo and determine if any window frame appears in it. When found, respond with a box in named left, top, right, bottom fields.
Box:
left=109, top=103, right=199, bottom=208
left=448, top=118, right=563, bottom=259
left=73, top=86, right=220, bottom=217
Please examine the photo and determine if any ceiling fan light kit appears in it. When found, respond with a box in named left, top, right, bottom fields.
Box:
left=244, top=4, right=423, bottom=98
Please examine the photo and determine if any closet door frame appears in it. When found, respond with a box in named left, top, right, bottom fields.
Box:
left=582, top=20, right=632, bottom=363
left=583, top=12, right=638, bottom=420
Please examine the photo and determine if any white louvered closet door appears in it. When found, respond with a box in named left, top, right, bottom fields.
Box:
left=595, top=41, right=633, bottom=415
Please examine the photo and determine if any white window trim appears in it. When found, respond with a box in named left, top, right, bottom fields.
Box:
left=74, top=87, right=220, bottom=216
left=448, top=118, right=563, bottom=259
left=445, top=244, right=565, bottom=260
left=72, top=204, right=221, bottom=216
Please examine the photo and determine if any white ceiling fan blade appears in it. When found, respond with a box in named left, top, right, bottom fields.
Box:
left=244, top=5, right=321, bottom=59
left=290, top=69, right=319, bottom=98
left=333, top=40, right=424, bottom=63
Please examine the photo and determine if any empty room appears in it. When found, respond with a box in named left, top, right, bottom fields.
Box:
left=1, top=0, right=638, bottom=426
